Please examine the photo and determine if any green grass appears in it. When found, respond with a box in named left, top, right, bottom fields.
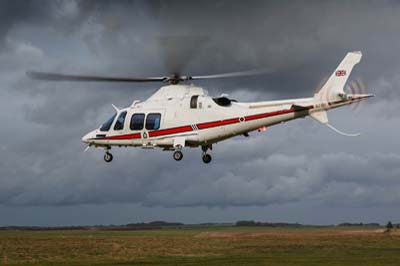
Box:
left=0, top=226, right=399, bottom=266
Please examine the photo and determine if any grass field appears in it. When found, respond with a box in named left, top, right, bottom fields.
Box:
left=1, top=226, right=400, bottom=266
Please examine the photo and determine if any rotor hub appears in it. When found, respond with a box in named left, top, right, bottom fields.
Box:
left=165, top=74, right=192, bottom=84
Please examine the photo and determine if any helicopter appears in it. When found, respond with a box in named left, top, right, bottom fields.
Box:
left=28, top=51, right=372, bottom=164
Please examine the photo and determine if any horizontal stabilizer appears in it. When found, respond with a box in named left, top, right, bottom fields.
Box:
left=310, top=110, right=328, bottom=124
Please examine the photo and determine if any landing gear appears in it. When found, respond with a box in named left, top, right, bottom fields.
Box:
left=173, top=150, right=183, bottom=161
left=104, top=151, right=113, bottom=163
left=201, top=145, right=212, bottom=164
left=172, top=144, right=184, bottom=161
left=202, top=153, right=212, bottom=164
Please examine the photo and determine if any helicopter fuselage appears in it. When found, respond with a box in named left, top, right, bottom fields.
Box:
left=79, top=51, right=372, bottom=163
left=82, top=84, right=365, bottom=151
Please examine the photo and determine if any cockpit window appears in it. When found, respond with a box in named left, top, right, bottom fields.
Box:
left=100, top=113, right=116, bottom=132
left=114, top=111, right=127, bottom=131
left=146, top=113, right=161, bottom=130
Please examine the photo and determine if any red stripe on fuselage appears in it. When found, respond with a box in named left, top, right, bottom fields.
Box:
left=245, top=108, right=295, bottom=121
left=103, top=133, right=141, bottom=140
left=149, top=125, right=193, bottom=137
left=197, top=118, right=240, bottom=129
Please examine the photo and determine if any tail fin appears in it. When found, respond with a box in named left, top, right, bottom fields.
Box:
left=314, top=51, right=362, bottom=105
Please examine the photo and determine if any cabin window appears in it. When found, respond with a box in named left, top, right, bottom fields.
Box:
left=146, top=113, right=161, bottom=130
left=100, top=113, right=116, bottom=132
left=130, top=113, right=145, bottom=130
left=190, top=95, right=199, bottom=109
left=114, top=111, right=127, bottom=131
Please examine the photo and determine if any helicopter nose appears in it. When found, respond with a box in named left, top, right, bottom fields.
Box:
left=81, top=132, right=92, bottom=144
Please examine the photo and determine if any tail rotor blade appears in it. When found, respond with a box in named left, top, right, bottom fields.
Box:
left=347, top=77, right=368, bottom=113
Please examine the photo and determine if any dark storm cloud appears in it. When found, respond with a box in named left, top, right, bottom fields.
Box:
left=0, top=1, right=47, bottom=47
left=78, top=0, right=400, bottom=99
left=0, top=0, right=89, bottom=47
left=1, top=0, right=400, bottom=225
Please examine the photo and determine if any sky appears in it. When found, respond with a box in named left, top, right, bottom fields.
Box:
left=1, top=0, right=400, bottom=226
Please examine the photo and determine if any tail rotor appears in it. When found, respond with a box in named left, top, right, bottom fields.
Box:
left=346, top=77, right=368, bottom=113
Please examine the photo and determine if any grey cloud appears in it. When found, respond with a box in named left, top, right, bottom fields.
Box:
left=2, top=149, right=400, bottom=208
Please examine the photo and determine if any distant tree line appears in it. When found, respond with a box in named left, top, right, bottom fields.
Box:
left=0, top=221, right=184, bottom=231
left=126, top=221, right=183, bottom=227
left=235, top=220, right=302, bottom=227
left=236, top=221, right=400, bottom=228
left=1, top=220, right=399, bottom=231
left=337, top=222, right=380, bottom=227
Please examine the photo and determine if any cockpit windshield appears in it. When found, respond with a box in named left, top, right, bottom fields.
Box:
left=100, top=113, right=116, bottom=132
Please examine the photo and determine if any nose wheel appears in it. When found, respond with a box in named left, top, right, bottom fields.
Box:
left=201, top=145, right=212, bottom=164
left=104, top=151, right=113, bottom=163
left=202, top=153, right=212, bottom=164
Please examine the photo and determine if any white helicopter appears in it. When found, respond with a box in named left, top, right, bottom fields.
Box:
left=28, top=51, right=372, bottom=164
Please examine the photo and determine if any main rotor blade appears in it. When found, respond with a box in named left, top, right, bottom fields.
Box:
left=27, top=71, right=167, bottom=82
left=190, top=68, right=271, bottom=80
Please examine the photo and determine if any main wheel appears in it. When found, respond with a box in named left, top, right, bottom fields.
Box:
left=202, top=154, right=212, bottom=164
left=104, top=152, right=113, bottom=163
left=173, top=150, right=183, bottom=161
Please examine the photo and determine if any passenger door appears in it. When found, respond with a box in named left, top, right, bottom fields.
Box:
left=142, top=109, right=165, bottom=140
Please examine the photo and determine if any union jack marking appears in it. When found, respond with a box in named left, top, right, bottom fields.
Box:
left=335, top=70, right=346, bottom=76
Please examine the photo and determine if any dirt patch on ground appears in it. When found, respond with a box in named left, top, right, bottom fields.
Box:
left=195, top=229, right=388, bottom=239
left=194, top=232, right=243, bottom=238
left=339, top=229, right=386, bottom=235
